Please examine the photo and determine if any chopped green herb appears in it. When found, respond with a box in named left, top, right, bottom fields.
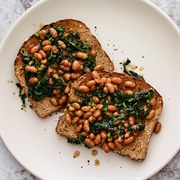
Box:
left=122, top=59, right=145, bottom=81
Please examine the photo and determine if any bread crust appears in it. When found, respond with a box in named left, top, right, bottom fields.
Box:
left=14, top=19, right=114, bottom=118
left=56, top=71, right=163, bottom=161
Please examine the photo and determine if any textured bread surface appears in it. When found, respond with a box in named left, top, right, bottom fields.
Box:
left=14, top=19, right=114, bottom=118
left=56, top=71, right=163, bottom=161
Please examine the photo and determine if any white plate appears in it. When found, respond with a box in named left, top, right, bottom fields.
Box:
left=0, top=0, right=179, bottom=179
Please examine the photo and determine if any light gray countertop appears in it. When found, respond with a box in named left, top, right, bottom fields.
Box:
left=0, top=0, right=179, bottom=179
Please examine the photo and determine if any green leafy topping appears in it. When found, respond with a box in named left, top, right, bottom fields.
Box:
left=16, top=83, right=27, bottom=107
left=67, top=136, right=85, bottom=145
left=19, top=24, right=97, bottom=102
left=123, top=59, right=145, bottom=81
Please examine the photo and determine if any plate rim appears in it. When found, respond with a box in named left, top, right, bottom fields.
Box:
left=0, top=0, right=180, bottom=179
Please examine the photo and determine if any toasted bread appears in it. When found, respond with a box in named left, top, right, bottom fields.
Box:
left=14, top=19, right=114, bottom=118
left=56, top=71, right=163, bottom=161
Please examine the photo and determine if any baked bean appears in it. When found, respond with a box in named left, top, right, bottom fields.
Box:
left=146, top=109, right=155, bottom=120
left=78, top=85, right=90, bottom=93
left=58, top=69, right=64, bottom=75
left=100, top=130, right=107, bottom=139
left=90, top=85, right=96, bottom=91
left=86, top=68, right=91, bottom=73
left=71, top=72, right=81, bottom=80
left=108, top=142, right=115, bottom=149
left=124, top=136, right=134, bottom=145
left=88, top=116, right=93, bottom=123
left=72, top=102, right=81, bottom=110
left=153, top=122, right=161, bottom=133
left=58, top=40, right=66, bottom=49
left=51, top=63, right=58, bottom=70
left=53, top=89, right=60, bottom=95
left=63, top=32, right=69, bottom=38
left=72, top=61, right=82, bottom=71
left=106, top=83, right=115, bottom=93
left=83, top=112, right=93, bottom=119
left=25, top=66, right=37, bottom=73
left=100, top=77, right=107, bottom=86
left=41, top=59, right=47, bottom=65
left=75, top=110, right=84, bottom=117
left=96, top=104, right=103, bottom=110
left=125, top=90, right=133, bottom=94
left=103, top=86, right=108, bottom=93
left=71, top=116, right=80, bottom=124
left=64, top=86, right=70, bottom=94
left=92, top=96, right=100, bottom=103
left=128, top=115, right=135, bottom=125
left=28, top=77, right=38, bottom=84
left=98, top=116, right=103, bottom=121
left=62, top=59, right=69, bottom=67
left=93, top=110, right=102, bottom=118
left=84, top=138, right=95, bottom=147
left=84, top=120, right=90, bottom=133
left=107, top=105, right=116, bottom=112
left=76, top=52, right=88, bottom=59
left=90, top=107, right=96, bottom=113
left=107, top=137, right=113, bottom=142
left=94, top=134, right=101, bottom=145
left=65, top=113, right=72, bottom=124
left=150, top=97, right=156, bottom=106
left=39, top=63, right=45, bottom=69
left=64, top=73, right=71, bottom=81
left=59, top=95, right=67, bottom=105
left=117, top=136, right=123, bottom=143
left=94, top=65, right=104, bottom=71
left=92, top=71, right=100, bottom=81
left=75, top=124, right=83, bottom=133
left=103, top=143, right=111, bottom=153
left=47, top=67, right=54, bottom=77
left=86, top=80, right=96, bottom=88
left=113, top=111, right=119, bottom=116
left=34, top=53, right=42, bottom=60
left=28, top=60, right=34, bottom=65
left=114, top=139, right=123, bottom=151
left=52, top=73, right=59, bottom=79
left=124, top=132, right=130, bottom=139
left=42, top=40, right=52, bottom=46
left=62, top=95, right=68, bottom=102
left=106, top=78, right=111, bottom=84
left=69, top=106, right=75, bottom=112
left=49, top=27, right=58, bottom=38
left=48, top=78, right=54, bottom=85
left=124, top=81, right=136, bottom=88
left=38, top=29, right=46, bottom=40
left=89, top=133, right=95, bottom=140
left=81, top=106, right=91, bottom=112
left=30, top=45, right=40, bottom=54
left=90, top=50, right=97, bottom=57
left=124, top=122, right=129, bottom=128
left=51, top=45, right=58, bottom=54
left=80, top=120, right=86, bottom=125
left=43, top=45, right=52, bottom=52
left=111, top=77, right=122, bottom=85
left=59, top=64, right=70, bottom=71
left=50, top=97, right=58, bottom=106
left=39, top=50, right=47, bottom=59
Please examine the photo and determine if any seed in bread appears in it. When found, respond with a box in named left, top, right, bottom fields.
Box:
left=14, top=19, right=114, bottom=118
left=56, top=71, right=163, bottom=161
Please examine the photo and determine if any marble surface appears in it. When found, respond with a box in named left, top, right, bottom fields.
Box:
left=0, top=0, right=179, bottom=179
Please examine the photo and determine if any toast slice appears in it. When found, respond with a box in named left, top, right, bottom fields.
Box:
left=14, top=19, right=114, bottom=118
left=56, top=71, right=163, bottom=161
